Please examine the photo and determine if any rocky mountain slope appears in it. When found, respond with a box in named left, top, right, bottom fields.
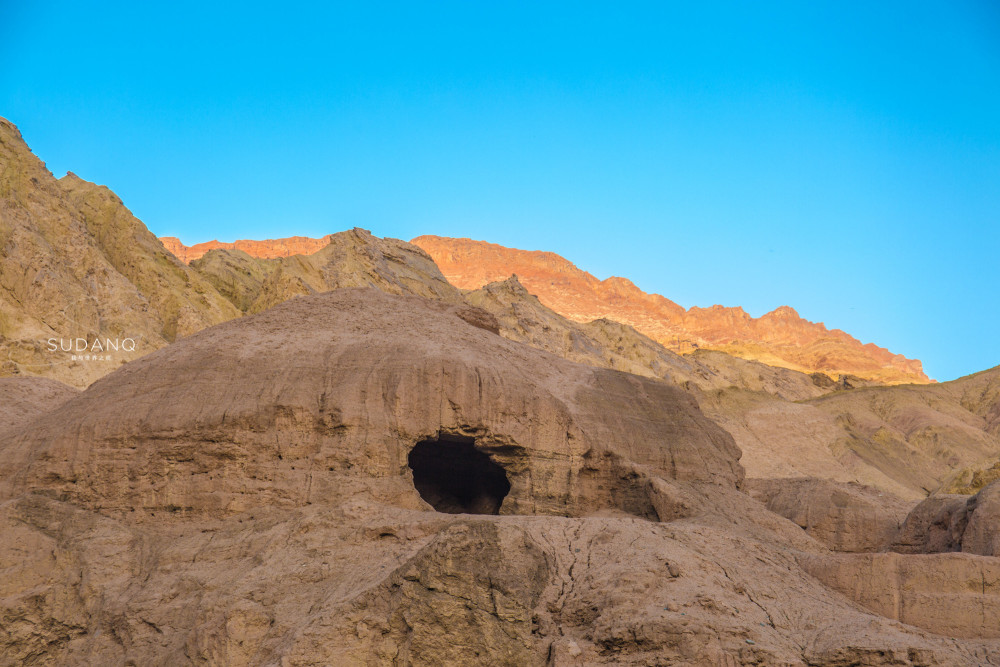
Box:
left=411, top=235, right=930, bottom=384
left=0, top=376, right=78, bottom=436
left=3, top=289, right=999, bottom=665
left=0, top=117, right=239, bottom=388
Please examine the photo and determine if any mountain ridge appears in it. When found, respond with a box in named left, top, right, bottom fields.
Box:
left=160, top=231, right=929, bottom=384
left=160, top=234, right=333, bottom=263
left=412, top=235, right=930, bottom=384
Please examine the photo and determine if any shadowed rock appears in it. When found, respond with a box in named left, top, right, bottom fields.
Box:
left=894, top=481, right=1000, bottom=557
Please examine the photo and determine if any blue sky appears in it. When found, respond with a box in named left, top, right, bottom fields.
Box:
left=2, top=1, right=998, bottom=381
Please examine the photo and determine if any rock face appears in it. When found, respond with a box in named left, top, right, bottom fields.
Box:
left=410, top=235, right=930, bottom=384
left=799, top=551, right=1000, bottom=640
left=964, top=483, right=1000, bottom=557
left=0, top=376, right=78, bottom=435
left=893, top=481, right=1000, bottom=557
left=160, top=234, right=333, bottom=263
left=746, top=478, right=913, bottom=552
left=893, top=494, right=971, bottom=554
left=0, top=117, right=240, bottom=388
left=3, top=288, right=1000, bottom=665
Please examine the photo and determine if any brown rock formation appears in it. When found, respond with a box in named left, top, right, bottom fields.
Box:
left=410, top=235, right=930, bottom=384
left=6, top=113, right=996, bottom=502
left=893, top=481, right=1000, bottom=557
left=160, top=234, right=333, bottom=263
left=0, top=376, right=78, bottom=435
left=7, top=117, right=1000, bottom=661
left=1, top=288, right=743, bottom=515
left=799, top=551, right=1000, bottom=639
left=746, top=478, right=914, bottom=552
left=964, top=483, right=1000, bottom=556
left=893, top=494, right=971, bottom=554
left=2, top=288, right=999, bottom=664
left=464, top=275, right=845, bottom=405
left=438, top=274, right=997, bottom=500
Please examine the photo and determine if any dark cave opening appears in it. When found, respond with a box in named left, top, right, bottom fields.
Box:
left=407, top=435, right=511, bottom=515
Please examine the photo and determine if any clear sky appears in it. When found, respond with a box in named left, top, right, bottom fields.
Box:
left=2, top=1, right=998, bottom=381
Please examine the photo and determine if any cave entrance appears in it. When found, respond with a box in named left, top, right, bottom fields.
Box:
left=407, top=435, right=511, bottom=515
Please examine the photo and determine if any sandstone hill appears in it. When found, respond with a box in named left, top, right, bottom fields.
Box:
left=463, top=275, right=850, bottom=404
left=411, top=235, right=930, bottom=384
left=426, top=273, right=1000, bottom=500
left=5, top=118, right=1000, bottom=664
left=176, top=235, right=1000, bottom=500
left=3, top=288, right=1000, bottom=665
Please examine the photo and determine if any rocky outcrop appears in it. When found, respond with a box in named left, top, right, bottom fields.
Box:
left=893, top=494, right=971, bottom=554
left=893, top=481, right=1000, bottom=557
left=161, top=234, right=333, bottom=263
left=411, top=235, right=930, bottom=384
left=57, top=173, right=240, bottom=339
left=746, top=478, right=913, bottom=552
left=190, top=228, right=464, bottom=315
left=963, top=482, right=1000, bottom=557
left=465, top=276, right=715, bottom=390
left=799, top=551, right=1000, bottom=639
